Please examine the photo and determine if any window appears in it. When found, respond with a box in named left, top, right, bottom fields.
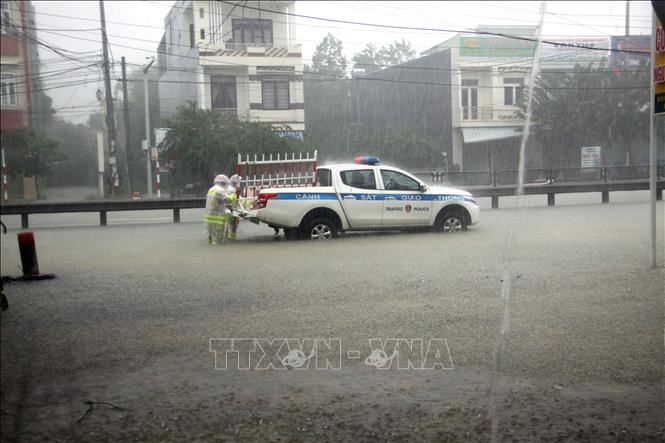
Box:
left=262, top=76, right=290, bottom=110
left=199, top=7, right=204, bottom=19
left=340, top=169, right=376, bottom=190
left=1, top=72, right=17, bottom=106
left=200, top=29, right=205, bottom=40
left=211, top=76, right=237, bottom=111
left=316, top=169, right=332, bottom=187
left=380, top=169, right=420, bottom=191
left=189, top=24, right=195, bottom=48
left=504, top=77, right=524, bottom=106
left=461, top=78, right=478, bottom=120
left=0, top=0, right=10, bottom=35
left=232, top=19, right=273, bottom=45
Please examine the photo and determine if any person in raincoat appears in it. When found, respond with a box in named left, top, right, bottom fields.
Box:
left=205, top=174, right=229, bottom=245
left=224, top=174, right=242, bottom=240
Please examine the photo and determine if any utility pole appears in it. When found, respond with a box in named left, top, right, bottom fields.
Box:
left=143, top=57, right=155, bottom=197
left=625, top=1, right=630, bottom=36
left=121, top=57, right=132, bottom=196
left=99, top=0, right=117, bottom=197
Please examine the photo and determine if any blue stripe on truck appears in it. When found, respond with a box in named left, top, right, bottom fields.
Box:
left=271, top=192, right=474, bottom=203
left=272, top=193, right=338, bottom=200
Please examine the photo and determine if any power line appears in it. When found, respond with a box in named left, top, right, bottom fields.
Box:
left=220, top=1, right=649, bottom=55
left=35, top=25, right=650, bottom=82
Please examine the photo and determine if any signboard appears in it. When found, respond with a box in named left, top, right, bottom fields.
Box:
left=539, top=38, right=610, bottom=69
left=459, top=36, right=536, bottom=58
left=610, top=36, right=649, bottom=68
left=154, top=128, right=169, bottom=148
left=581, top=146, right=601, bottom=169
left=654, top=15, right=665, bottom=114
left=276, top=130, right=304, bottom=139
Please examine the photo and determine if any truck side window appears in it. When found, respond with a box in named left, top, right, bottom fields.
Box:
left=340, top=169, right=376, bottom=190
left=381, top=170, right=420, bottom=191
left=316, top=169, right=332, bottom=186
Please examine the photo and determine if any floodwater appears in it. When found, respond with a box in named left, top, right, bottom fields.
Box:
left=1, top=193, right=663, bottom=440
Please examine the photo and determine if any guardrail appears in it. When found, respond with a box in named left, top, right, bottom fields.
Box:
left=1, top=198, right=205, bottom=228
left=1, top=178, right=663, bottom=227
left=422, top=165, right=665, bottom=187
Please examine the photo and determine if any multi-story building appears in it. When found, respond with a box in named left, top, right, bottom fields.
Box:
left=422, top=26, right=614, bottom=171
left=1, top=0, right=37, bottom=130
left=157, top=0, right=304, bottom=136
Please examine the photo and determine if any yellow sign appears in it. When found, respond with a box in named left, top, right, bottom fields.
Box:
left=654, top=15, right=665, bottom=114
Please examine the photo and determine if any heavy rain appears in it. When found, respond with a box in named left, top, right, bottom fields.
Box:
left=1, top=1, right=664, bottom=441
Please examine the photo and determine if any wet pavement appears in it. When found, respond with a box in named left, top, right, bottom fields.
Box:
left=1, top=192, right=663, bottom=441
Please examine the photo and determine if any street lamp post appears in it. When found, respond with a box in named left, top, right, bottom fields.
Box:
left=143, top=57, right=155, bottom=197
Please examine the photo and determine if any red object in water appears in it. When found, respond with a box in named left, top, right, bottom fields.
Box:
left=17, top=231, right=39, bottom=277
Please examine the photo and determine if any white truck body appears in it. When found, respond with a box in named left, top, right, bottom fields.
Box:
left=254, top=164, right=479, bottom=236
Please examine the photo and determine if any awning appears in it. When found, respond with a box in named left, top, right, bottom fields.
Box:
left=461, top=127, right=522, bottom=144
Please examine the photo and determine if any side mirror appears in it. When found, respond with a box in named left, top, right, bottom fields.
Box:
left=419, top=184, right=427, bottom=192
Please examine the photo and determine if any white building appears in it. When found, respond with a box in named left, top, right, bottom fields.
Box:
left=424, top=26, right=609, bottom=171
left=157, top=1, right=304, bottom=135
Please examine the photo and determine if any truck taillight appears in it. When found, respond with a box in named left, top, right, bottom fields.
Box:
left=254, top=192, right=277, bottom=209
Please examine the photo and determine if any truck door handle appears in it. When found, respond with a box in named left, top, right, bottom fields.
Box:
left=385, top=197, right=397, bottom=201
left=343, top=195, right=356, bottom=200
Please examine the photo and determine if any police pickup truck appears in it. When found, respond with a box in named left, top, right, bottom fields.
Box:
left=253, top=158, right=479, bottom=240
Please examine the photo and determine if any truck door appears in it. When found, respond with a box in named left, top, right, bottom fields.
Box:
left=379, top=169, right=432, bottom=226
left=337, top=168, right=383, bottom=228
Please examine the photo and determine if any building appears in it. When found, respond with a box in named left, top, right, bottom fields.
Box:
left=1, top=0, right=38, bottom=130
left=157, top=0, right=304, bottom=136
left=423, top=26, right=614, bottom=171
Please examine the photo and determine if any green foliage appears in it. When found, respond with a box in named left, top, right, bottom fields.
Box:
left=307, top=33, right=348, bottom=78
left=41, top=119, right=97, bottom=186
left=526, top=61, right=652, bottom=167
left=161, top=103, right=317, bottom=190
left=1, top=128, right=65, bottom=178
left=352, top=40, right=417, bottom=73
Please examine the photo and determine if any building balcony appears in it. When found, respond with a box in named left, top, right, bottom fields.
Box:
left=459, top=106, right=523, bottom=123
left=199, top=42, right=302, bottom=59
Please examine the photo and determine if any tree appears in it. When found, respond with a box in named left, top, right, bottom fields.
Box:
left=352, top=40, right=417, bottom=73
left=351, top=43, right=383, bottom=75
left=40, top=118, right=97, bottom=187
left=161, top=103, right=316, bottom=192
left=307, top=33, right=348, bottom=78
left=524, top=61, right=654, bottom=168
left=380, top=39, right=417, bottom=66
left=1, top=128, right=65, bottom=178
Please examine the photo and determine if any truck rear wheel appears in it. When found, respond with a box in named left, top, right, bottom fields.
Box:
left=305, top=218, right=337, bottom=240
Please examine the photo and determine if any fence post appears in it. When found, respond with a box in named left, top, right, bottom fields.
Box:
left=601, top=190, right=609, bottom=204
left=548, top=169, right=553, bottom=183
left=173, top=208, right=180, bottom=223
left=100, top=211, right=107, bottom=226
left=21, top=213, right=29, bottom=229
left=602, top=167, right=608, bottom=182
left=492, top=170, right=497, bottom=187
left=547, top=193, right=555, bottom=206
left=491, top=195, right=499, bottom=209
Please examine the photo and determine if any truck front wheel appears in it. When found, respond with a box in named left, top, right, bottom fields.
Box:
left=305, top=218, right=338, bottom=240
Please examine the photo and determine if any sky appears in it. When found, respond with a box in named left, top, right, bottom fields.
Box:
left=31, top=1, right=654, bottom=124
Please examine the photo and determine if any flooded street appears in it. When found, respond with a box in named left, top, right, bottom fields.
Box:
left=1, top=195, right=662, bottom=441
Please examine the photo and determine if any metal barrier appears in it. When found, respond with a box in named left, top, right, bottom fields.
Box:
left=0, top=198, right=205, bottom=228
left=237, top=151, right=317, bottom=197
left=424, top=165, right=665, bottom=187
left=1, top=176, right=663, bottom=228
